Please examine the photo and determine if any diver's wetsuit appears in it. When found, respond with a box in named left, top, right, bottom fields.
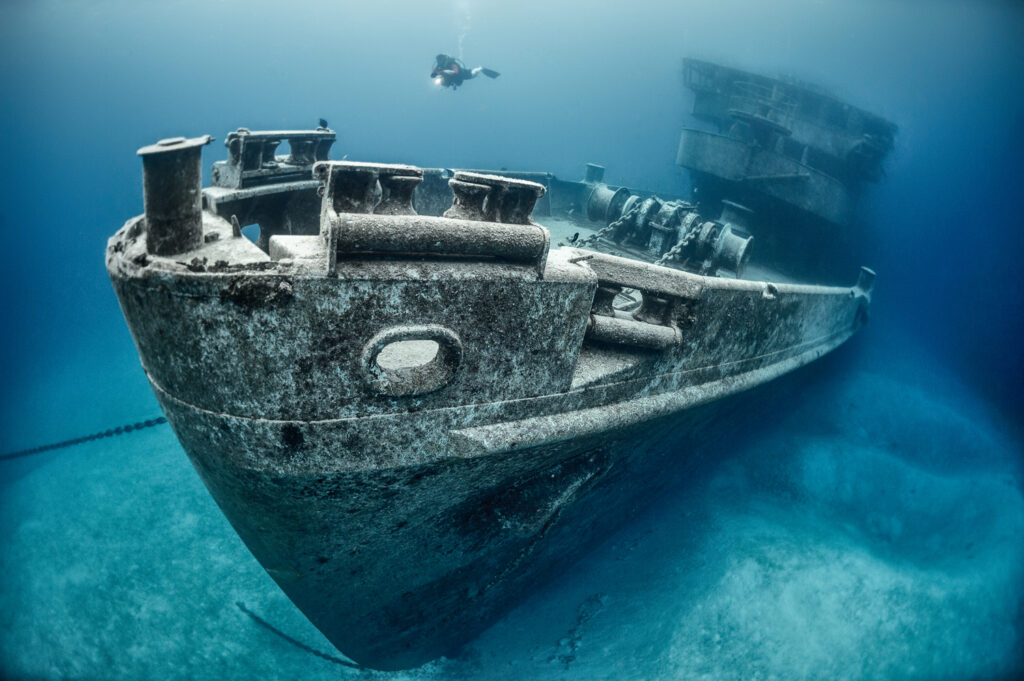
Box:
left=431, top=54, right=499, bottom=90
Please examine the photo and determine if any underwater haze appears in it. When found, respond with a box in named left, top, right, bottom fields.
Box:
left=1, top=0, right=1023, bottom=679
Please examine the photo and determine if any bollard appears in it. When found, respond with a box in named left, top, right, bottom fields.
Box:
left=445, top=177, right=491, bottom=221
left=591, top=284, right=621, bottom=316
left=633, top=292, right=673, bottom=325
left=445, top=172, right=545, bottom=224
left=584, top=163, right=605, bottom=184
left=138, top=135, right=212, bottom=256
left=287, top=138, right=317, bottom=166
left=330, top=164, right=377, bottom=214
left=377, top=167, right=425, bottom=216
left=314, top=161, right=422, bottom=217
left=377, top=176, right=422, bottom=215
left=495, top=182, right=546, bottom=224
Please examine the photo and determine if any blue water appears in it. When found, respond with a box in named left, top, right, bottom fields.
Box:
left=1, top=1, right=1022, bottom=678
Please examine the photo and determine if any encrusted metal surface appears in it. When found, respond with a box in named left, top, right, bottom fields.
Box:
left=676, top=129, right=852, bottom=225
left=108, top=87, right=883, bottom=668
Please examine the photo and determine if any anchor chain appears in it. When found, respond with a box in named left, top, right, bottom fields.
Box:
left=577, top=200, right=710, bottom=273
left=576, top=202, right=643, bottom=248
left=0, top=417, right=168, bottom=461
left=653, top=220, right=702, bottom=270
left=235, top=602, right=365, bottom=670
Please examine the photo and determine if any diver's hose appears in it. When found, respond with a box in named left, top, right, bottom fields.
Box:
left=0, top=417, right=168, bottom=461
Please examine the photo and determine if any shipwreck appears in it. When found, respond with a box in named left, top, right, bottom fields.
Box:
left=106, top=58, right=894, bottom=669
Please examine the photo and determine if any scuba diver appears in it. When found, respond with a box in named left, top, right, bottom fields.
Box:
left=431, top=54, right=500, bottom=90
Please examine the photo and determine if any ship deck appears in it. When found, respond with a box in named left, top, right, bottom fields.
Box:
left=537, top=216, right=805, bottom=286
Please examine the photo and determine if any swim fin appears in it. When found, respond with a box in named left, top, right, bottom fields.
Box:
left=481, top=68, right=500, bottom=79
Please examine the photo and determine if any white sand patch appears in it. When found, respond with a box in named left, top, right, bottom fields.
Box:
left=0, top=428, right=373, bottom=681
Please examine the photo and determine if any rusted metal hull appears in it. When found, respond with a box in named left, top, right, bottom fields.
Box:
left=157, top=379, right=754, bottom=669
left=107, top=118, right=880, bottom=669
left=109, top=229, right=866, bottom=668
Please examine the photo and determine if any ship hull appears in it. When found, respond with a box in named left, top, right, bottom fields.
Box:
left=107, top=157, right=872, bottom=669
left=156, top=363, right=770, bottom=669
left=142, top=306, right=855, bottom=668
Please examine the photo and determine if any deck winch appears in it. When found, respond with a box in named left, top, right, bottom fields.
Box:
left=584, top=182, right=753, bottom=277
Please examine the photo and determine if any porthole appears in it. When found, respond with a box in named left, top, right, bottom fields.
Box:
left=375, top=340, right=440, bottom=370
left=361, top=325, right=462, bottom=397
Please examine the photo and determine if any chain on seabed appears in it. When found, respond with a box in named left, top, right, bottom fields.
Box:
left=0, top=417, right=168, bottom=461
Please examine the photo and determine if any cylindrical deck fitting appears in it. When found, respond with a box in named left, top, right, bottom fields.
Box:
left=377, top=169, right=424, bottom=215
left=632, top=291, right=673, bottom=325
left=586, top=314, right=680, bottom=351
left=496, top=183, right=546, bottom=224
left=315, top=161, right=423, bottom=216
left=716, top=228, right=753, bottom=276
left=586, top=184, right=631, bottom=223
left=287, top=138, right=317, bottom=166
left=591, top=284, right=621, bottom=316
left=331, top=213, right=549, bottom=265
left=584, top=163, right=605, bottom=184
left=446, top=172, right=546, bottom=224
left=138, top=135, right=212, bottom=256
left=444, top=179, right=491, bottom=221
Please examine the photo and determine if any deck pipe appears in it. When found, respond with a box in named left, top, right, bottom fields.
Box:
left=586, top=314, right=680, bottom=351
left=331, top=214, right=549, bottom=265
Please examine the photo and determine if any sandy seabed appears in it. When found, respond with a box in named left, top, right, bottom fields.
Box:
left=1, top=340, right=1022, bottom=681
